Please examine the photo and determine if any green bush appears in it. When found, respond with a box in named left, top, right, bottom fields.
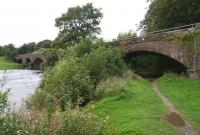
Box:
left=82, top=46, right=125, bottom=86
left=0, top=90, right=8, bottom=114
left=0, top=91, right=32, bottom=135
left=43, top=58, right=95, bottom=108
left=0, top=113, right=31, bottom=135
left=30, top=39, right=125, bottom=109
left=56, top=109, right=117, bottom=135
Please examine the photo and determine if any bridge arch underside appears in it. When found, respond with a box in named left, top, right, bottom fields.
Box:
left=32, top=58, right=44, bottom=70
left=25, top=58, right=31, bottom=69
left=125, top=51, right=188, bottom=78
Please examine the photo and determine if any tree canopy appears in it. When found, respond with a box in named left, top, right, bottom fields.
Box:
left=140, top=0, right=200, bottom=32
left=55, top=3, right=103, bottom=48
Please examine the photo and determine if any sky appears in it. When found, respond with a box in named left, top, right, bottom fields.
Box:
left=0, top=0, right=148, bottom=47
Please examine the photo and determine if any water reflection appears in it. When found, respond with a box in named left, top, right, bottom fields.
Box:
left=0, top=70, right=42, bottom=108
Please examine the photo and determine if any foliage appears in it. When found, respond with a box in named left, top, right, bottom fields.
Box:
left=43, top=48, right=67, bottom=68
left=29, top=40, right=125, bottom=109
left=55, top=3, right=103, bottom=48
left=17, top=42, right=37, bottom=54
left=36, top=40, right=52, bottom=50
left=0, top=90, right=31, bottom=135
left=1, top=85, right=115, bottom=135
left=43, top=58, right=95, bottom=108
left=82, top=45, right=125, bottom=87
left=72, top=38, right=100, bottom=57
left=0, top=91, right=8, bottom=115
left=56, top=108, right=116, bottom=135
left=0, top=112, right=31, bottom=135
left=157, top=74, right=200, bottom=133
left=0, top=44, right=17, bottom=59
left=140, top=0, right=200, bottom=32
left=116, top=30, right=137, bottom=41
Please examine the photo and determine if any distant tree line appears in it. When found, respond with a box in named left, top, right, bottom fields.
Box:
left=0, top=39, right=52, bottom=60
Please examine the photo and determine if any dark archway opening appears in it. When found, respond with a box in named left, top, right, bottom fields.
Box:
left=25, top=58, right=31, bottom=69
left=125, top=51, right=187, bottom=78
left=17, top=59, right=22, bottom=64
left=32, top=58, right=44, bottom=70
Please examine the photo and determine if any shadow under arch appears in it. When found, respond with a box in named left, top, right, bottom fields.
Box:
left=124, top=51, right=187, bottom=78
left=25, top=58, right=31, bottom=69
left=32, top=58, right=44, bottom=70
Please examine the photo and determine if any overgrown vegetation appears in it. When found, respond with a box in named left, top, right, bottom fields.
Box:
left=164, top=30, right=200, bottom=66
left=0, top=91, right=116, bottom=135
left=28, top=39, right=125, bottom=110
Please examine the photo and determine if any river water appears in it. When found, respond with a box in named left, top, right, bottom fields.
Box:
left=0, top=70, right=42, bottom=108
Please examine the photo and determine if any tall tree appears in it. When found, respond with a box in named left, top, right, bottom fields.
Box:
left=55, top=3, right=103, bottom=48
left=140, top=0, right=200, bottom=32
left=36, top=39, right=52, bottom=49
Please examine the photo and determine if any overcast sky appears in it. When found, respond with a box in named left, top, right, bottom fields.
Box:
left=0, top=0, right=148, bottom=47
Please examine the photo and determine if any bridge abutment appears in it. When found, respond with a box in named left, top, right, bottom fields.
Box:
left=192, top=41, right=200, bottom=79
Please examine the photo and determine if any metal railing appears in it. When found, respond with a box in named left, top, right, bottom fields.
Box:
left=110, top=22, right=200, bottom=46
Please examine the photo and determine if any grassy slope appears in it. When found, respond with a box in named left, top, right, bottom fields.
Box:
left=0, top=57, right=20, bottom=69
left=157, top=74, right=200, bottom=133
left=93, top=77, right=176, bottom=135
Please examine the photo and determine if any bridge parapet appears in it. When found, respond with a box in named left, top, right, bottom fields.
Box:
left=110, top=23, right=200, bottom=46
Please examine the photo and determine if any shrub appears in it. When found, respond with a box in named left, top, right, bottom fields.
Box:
left=0, top=90, right=8, bottom=114
left=0, top=91, right=32, bottom=135
left=30, top=39, right=125, bottom=109
left=42, top=58, right=95, bottom=108
left=56, top=108, right=117, bottom=135
left=82, top=46, right=125, bottom=87
left=0, top=112, right=31, bottom=135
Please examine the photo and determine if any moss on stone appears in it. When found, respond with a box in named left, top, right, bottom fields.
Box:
left=163, top=30, right=200, bottom=66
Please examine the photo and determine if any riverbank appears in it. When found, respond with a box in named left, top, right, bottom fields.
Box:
left=0, top=57, right=20, bottom=69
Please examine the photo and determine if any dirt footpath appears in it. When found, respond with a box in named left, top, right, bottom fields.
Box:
left=151, top=81, right=198, bottom=135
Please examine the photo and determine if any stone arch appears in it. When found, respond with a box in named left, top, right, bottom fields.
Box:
left=32, top=58, right=44, bottom=70
left=122, top=41, right=188, bottom=67
left=25, top=58, right=32, bottom=69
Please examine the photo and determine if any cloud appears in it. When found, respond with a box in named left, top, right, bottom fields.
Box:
left=0, top=0, right=148, bottom=46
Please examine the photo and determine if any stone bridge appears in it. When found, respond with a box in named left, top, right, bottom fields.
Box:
left=15, top=25, right=200, bottom=78
left=15, top=51, right=47, bottom=70
left=111, top=28, right=200, bottom=79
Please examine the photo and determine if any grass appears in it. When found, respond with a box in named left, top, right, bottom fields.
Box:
left=0, top=56, right=20, bottom=69
left=92, top=76, right=177, bottom=135
left=157, top=74, right=200, bottom=133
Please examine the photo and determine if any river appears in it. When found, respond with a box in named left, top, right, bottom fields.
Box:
left=0, top=70, right=42, bottom=108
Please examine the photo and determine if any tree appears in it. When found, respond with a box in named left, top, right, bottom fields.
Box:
left=17, top=42, right=36, bottom=54
left=55, top=3, right=103, bottom=48
left=140, top=0, right=200, bottom=32
left=116, top=30, right=137, bottom=41
left=36, top=39, right=52, bottom=50
left=2, top=44, right=17, bottom=59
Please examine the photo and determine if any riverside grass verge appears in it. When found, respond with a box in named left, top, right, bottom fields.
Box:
left=92, top=76, right=177, bottom=135
left=157, top=74, right=200, bottom=134
left=0, top=57, right=20, bottom=69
